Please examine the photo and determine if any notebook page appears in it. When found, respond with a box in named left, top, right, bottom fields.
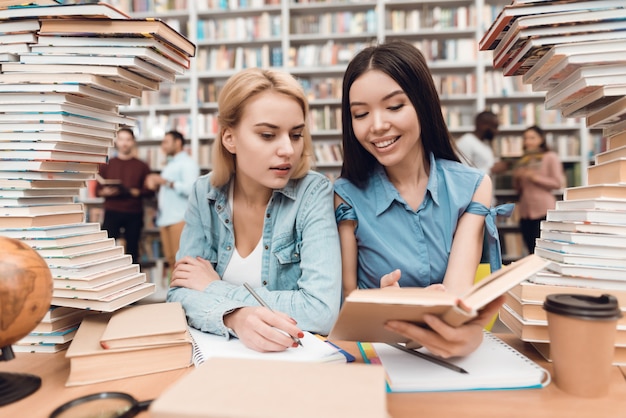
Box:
left=189, top=327, right=345, bottom=366
left=372, top=331, right=550, bottom=392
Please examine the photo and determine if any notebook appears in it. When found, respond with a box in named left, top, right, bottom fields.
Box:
left=150, top=358, right=388, bottom=418
left=361, top=331, right=551, bottom=392
left=188, top=327, right=346, bottom=365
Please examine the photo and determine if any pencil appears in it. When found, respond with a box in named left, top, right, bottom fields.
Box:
left=243, top=282, right=303, bottom=347
left=387, top=343, right=468, bottom=374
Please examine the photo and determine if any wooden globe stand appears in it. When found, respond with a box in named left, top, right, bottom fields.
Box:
left=0, top=346, right=41, bottom=406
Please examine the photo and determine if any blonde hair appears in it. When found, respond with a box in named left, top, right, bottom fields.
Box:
left=211, top=68, right=313, bottom=187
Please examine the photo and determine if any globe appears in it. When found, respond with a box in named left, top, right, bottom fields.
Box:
left=0, top=236, right=54, bottom=406
left=0, top=236, right=53, bottom=347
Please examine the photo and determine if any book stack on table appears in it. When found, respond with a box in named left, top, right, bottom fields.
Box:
left=481, top=0, right=626, bottom=365
left=0, top=1, right=195, bottom=352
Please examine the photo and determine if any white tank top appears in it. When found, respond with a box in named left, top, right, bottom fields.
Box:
left=221, top=182, right=263, bottom=287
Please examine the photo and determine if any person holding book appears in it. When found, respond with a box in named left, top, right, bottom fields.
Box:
left=167, top=68, right=341, bottom=353
left=334, top=40, right=510, bottom=358
left=97, top=127, right=153, bottom=264
left=513, top=125, right=565, bottom=254
left=145, top=130, right=200, bottom=275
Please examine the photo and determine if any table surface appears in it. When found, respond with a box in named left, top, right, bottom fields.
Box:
left=2, top=334, right=626, bottom=418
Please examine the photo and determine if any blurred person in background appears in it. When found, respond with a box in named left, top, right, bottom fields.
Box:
left=513, top=125, right=565, bottom=254
left=145, top=130, right=200, bottom=275
left=97, top=127, right=153, bottom=264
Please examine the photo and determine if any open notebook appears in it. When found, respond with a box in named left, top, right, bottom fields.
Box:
left=362, top=331, right=550, bottom=392
left=188, top=327, right=346, bottom=365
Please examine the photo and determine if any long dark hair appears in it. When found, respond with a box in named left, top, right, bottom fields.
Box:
left=523, top=125, right=549, bottom=152
left=340, top=40, right=459, bottom=187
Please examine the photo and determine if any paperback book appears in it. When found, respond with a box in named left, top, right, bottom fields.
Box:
left=51, top=282, right=155, bottom=312
left=329, top=254, right=549, bottom=343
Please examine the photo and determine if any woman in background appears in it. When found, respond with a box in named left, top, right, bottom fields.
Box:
left=335, top=40, right=510, bottom=358
left=167, top=68, right=341, bottom=352
left=513, top=125, right=565, bottom=254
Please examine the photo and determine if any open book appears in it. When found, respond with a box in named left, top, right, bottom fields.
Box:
left=363, top=331, right=550, bottom=392
left=329, top=254, right=550, bottom=343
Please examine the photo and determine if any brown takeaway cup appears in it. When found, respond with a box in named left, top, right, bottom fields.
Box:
left=543, top=294, right=622, bottom=398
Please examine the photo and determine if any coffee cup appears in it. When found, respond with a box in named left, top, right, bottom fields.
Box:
left=543, top=293, right=622, bottom=397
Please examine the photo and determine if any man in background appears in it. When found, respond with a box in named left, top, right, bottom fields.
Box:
left=145, top=130, right=200, bottom=274
left=456, top=110, right=508, bottom=175
left=97, top=127, right=153, bottom=264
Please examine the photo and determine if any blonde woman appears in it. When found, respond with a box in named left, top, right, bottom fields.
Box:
left=167, top=68, right=341, bottom=352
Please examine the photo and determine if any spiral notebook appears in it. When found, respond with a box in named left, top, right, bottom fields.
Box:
left=188, top=327, right=346, bottom=366
left=362, top=331, right=551, bottom=392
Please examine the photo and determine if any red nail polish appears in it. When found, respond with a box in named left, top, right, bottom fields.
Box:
left=297, top=332, right=304, bottom=338
left=292, top=342, right=299, bottom=348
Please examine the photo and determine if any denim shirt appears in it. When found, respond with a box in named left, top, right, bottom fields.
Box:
left=167, top=170, right=342, bottom=337
left=334, top=153, right=509, bottom=290
left=156, top=151, right=200, bottom=227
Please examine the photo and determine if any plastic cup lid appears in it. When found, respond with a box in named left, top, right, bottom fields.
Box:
left=543, top=294, right=622, bottom=320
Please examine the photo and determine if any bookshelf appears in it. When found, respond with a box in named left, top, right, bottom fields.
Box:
left=105, top=0, right=596, bottom=262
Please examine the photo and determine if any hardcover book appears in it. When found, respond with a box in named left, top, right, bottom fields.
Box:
left=595, top=146, right=626, bottom=165
left=535, top=246, right=626, bottom=269
left=530, top=48, right=626, bottom=92
left=0, top=2, right=129, bottom=19
left=65, top=311, right=192, bottom=386
left=502, top=29, right=626, bottom=77
left=38, top=17, right=196, bottom=57
left=18, top=52, right=176, bottom=82
left=0, top=62, right=159, bottom=91
left=563, top=184, right=626, bottom=201
left=479, top=0, right=625, bottom=51
left=536, top=237, right=626, bottom=258
left=0, top=222, right=101, bottom=239
left=510, top=280, right=626, bottom=306
left=540, top=228, right=626, bottom=246
left=493, top=8, right=626, bottom=72
left=328, top=254, right=550, bottom=343
left=25, top=234, right=111, bottom=252
left=587, top=158, right=626, bottom=185
left=544, top=65, right=626, bottom=110
left=0, top=211, right=85, bottom=228
left=99, top=302, right=189, bottom=349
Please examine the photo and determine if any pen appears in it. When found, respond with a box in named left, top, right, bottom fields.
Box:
left=386, top=343, right=468, bottom=374
left=243, top=282, right=303, bottom=347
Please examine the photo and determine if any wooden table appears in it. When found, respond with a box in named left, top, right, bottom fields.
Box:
left=2, top=334, right=626, bottom=418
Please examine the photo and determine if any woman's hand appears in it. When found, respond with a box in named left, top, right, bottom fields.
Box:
left=380, top=270, right=445, bottom=292
left=384, top=295, right=505, bottom=358
left=380, top=269, right=401, bottom=288
left=170, top=256, right=220, bottom=291
left=224, top=307, right=304, bottom=353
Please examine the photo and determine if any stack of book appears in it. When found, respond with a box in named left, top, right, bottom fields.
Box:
left=480, top=0, right=626, bottom=365
left=0, top=1, right=195, bottom=352
left=65, top=302, right=193, bottom=386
